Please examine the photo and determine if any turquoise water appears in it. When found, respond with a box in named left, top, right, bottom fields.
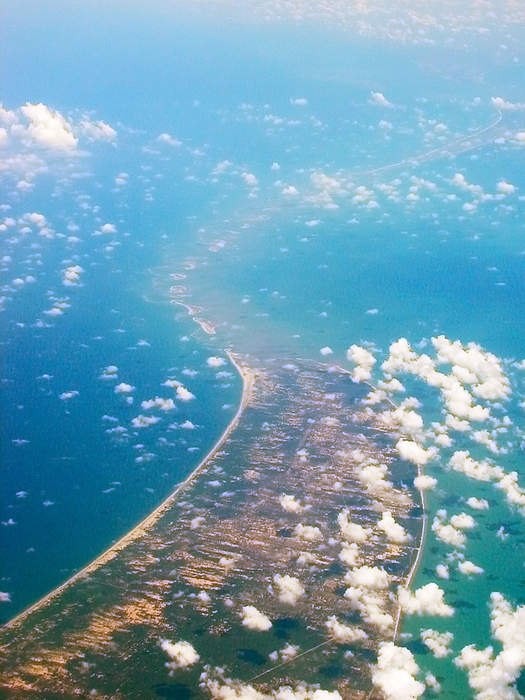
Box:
left=1, top=1, right=525, bottom=697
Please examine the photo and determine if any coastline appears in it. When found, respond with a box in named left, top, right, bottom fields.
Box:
left=2, top=350, right=254, bottom=630
left=392, top=464, right=428, bottom=641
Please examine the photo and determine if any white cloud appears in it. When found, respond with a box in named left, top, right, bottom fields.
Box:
left=421, top=629, right=453, bottom=658
left=176, top=385, right=195, bottom=401
left=141, top=396, right=176, bottom=411
left=273, top=574, right=305, bottom=605
left=497, top=180, right=516, bottom=195
left=449, top=451, right=503, bottom=482
left=242, top=172, right=258, bottom=187
left=337, top=509, right=371, bottom=543
left=114, top=382, right=134, bottom=394
left=370, top=92, right=393, bottom=107
left=62, top=264, right=83, bottom=286
left=377, top=511, right=410, bottom=543
left=398, top=583, right=454, bottom=617
left=160, top=639, right=199, bottom=671
left=347, top=344, right=376, bottom=382
left=372, top=642, right=425, bottom=700
left=19, top=103, right=78, bottom=150
left=345, top=565, right=390, bottom=589
left=207, top=356, right=226, bottom=368
left=339, top=542, right=360, bottom=567
left=432, top=511, right=467, bottom=548
left=491, top=96, right=525, bottom=111
left=458, top=560, right=484, bottom=576
left=436, top=564, right=450, bottom=579
left=131, top=414, right=161, bottom=428
left=414, top=474, right=437, bottom=491
left=294, top=523, right=323, bottom=541
left=79, top=118, right=117, bottom=141
left=455, top=592, right=525, bottom=699
left=240, top=605, right=272, bottom=631
left=279, top=494, right=304, bottom=513
left=325, top=615, right=367, bottom=643
left=59, top=390, right=79, bottom=400
left=450, top=513, right=476, bottom=530
left=158, top=133, right=182, bottom=146
left=396, top=439, right=436, bottom=467
left=466, top=497, right=489, bottom=510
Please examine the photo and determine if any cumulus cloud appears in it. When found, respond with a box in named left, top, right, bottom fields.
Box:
left=432, top=510, right=468, bottom=548
left=204, top=672, right=343, bottom=700
left=449, top=451, right=503, bottom=482
left=491, top=96, right=525, bottom=111
left=176, top=385, right=195, bottom=401
left=79, top=118, right=117, bottom=141
left=115, top=382, right=134, bottom=394
left=372, top=642, right=425, bottom=700
left=458, top=560, right=484, bottom=576
left=377, top=511, right=410, bottom=543
left=344, top=587, right=393, bottom=632
left=398, top=582, right=454, bottom=617
left=436, top=563, right=450, bottom=579
left=141, top=396, right=176, bottom=411
left=62, top=264, right=83, bottom=286
left=466, top=497, right=489, bottom=510
left=421, top=629, right=453, bottom=658
left=59, top=390, right=79, bottom=400
left=338, top=542, right=360, bottom=567
left=347, top=344, right=376, bottom=382
left=19, top=103, right=78, bottom=150
left=414, top=474, right=437, bottom=491
left=269, top=643, right=299, bottom=663
left=294, top=523, right=323, bottom=541
left=131, top=414, right=161, bottom=428
left=496, top=180, right=516, bottom=195
left=345, top=565, right=390, bottom=589
left=240, top=605, right=272, bottom=631
left=207, top=356, right=226, bottom=368
left=370, top=92, right=393, bottom=107
left=273, top=574, right=305, bottom=605
left=158, top=133, right=182, bottom=146
left=242, top=172, right=258, bottom=187
left=455, top=592, right=525, bottom=699
left=396, top=439, right=436, bottom=467
left=160, top=639, right=200, bottom=672
left=325, top=616, right=367, bottom=644
left=337, top=509, right=371, bottom=543
left=279, top=494, right=304, bottom=513
left=358, top=462, right=394, bottom=492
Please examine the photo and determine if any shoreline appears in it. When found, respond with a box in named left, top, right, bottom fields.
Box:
left=2, top=351, right=254, bottom=631
left=392, top=464, right=428, bottom=641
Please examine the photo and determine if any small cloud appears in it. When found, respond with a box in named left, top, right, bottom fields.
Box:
left=370, top=91, right=393, bottom=107
left=157, top=133, right=182, bottom=146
